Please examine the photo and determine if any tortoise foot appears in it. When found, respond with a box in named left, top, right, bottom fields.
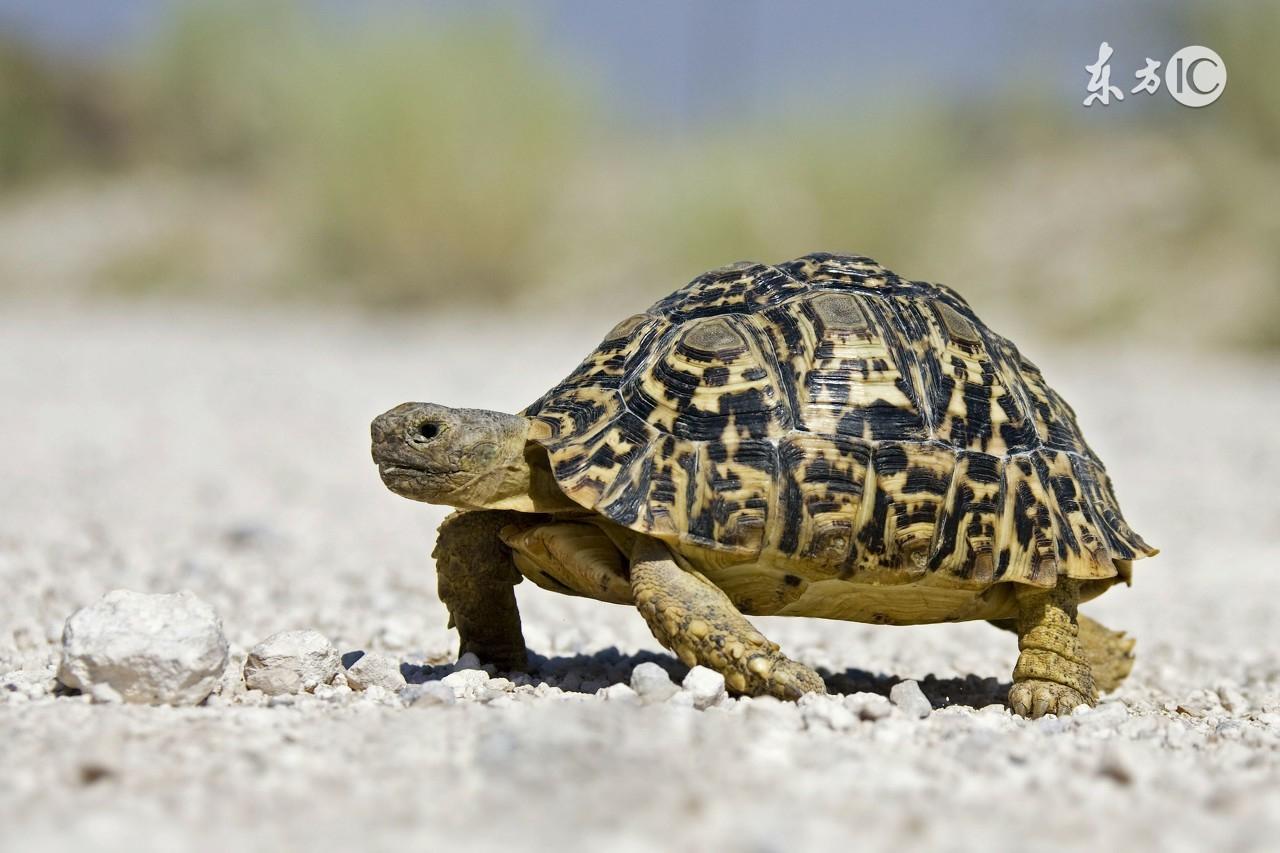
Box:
left=743, top=653, right=826, bottom=701
left=1009, top=679, right=1092, bottom=718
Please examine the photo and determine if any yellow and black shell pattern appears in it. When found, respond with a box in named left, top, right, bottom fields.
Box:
left=522, top=253, right=1156, bottom=590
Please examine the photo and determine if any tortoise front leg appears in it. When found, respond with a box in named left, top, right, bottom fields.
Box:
left=630, top=538, right=826, bottom=700
left=432, top=510, right=528, bottom=671
left=1008, top=579, right=1097, bottom=717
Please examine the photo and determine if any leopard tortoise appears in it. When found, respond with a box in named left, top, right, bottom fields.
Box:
left=371, top=253, right=1157, bottom=717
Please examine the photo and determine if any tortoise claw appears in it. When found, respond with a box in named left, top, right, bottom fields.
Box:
left=761, top=656, right=827, bottom=700
left=1009, top=679, right=1091, bottom=718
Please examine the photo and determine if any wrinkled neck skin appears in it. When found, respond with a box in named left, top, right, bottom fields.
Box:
left=371, top=403, right=578, bottom=514
left=451, top=434, right=532, bottom=511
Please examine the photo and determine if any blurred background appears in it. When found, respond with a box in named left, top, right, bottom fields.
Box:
left=0, top=0, right=1276, bottom=347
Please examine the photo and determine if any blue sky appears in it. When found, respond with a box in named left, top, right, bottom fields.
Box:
left=0, top=1, right=1201, bottom=126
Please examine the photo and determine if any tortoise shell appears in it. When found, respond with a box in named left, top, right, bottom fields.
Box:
left=523, top=253, right=1154, bottom=591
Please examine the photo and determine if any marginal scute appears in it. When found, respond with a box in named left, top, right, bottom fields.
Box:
left=777, top=432, right=868, bottom=572
left=522, top=252, right=1156, bottom=600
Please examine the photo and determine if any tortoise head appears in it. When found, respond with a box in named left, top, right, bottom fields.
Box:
left=371, top=403, right=532, bottom=510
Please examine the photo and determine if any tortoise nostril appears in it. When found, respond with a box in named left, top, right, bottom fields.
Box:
left=416, top=421, right=441, bottom=441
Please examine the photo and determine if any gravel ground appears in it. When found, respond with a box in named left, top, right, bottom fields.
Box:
left=2, top=306, right=1278, bottom=853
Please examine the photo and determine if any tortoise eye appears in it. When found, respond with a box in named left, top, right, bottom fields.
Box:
left=417, top=421, right=441, bottom=440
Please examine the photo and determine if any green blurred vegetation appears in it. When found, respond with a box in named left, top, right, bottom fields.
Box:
left=0, top=1, right=1277, bottom=349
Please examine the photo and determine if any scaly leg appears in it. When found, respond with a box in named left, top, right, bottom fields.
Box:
left=989, top=613, right=1136, bottom=693
left=1076, top=615, right=1135, bottom=692
left=630, top=538, right=825, bottom=700
left=1008, top=579, right=1097, bottom=717
left=432, top=510, right=528, bottom=670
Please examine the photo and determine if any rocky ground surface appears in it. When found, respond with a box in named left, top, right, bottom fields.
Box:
left=2, top=306, right=1278, bottom=853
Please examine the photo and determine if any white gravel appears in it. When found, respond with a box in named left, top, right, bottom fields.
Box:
left=1, top=306, right=1278, bottom=853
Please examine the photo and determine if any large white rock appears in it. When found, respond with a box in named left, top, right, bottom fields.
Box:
left=243, top=630, right=340, bottom=695
left=57, top=589, right=228, bottom=706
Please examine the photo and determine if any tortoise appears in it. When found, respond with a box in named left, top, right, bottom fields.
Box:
left=370, top=253, right=1156, bottom=717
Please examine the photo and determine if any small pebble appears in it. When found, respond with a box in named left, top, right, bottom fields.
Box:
left=889, top=680, right=932, bottom=719
left=743, top=695, right=800, bottom=727
left=682, top=666, right=726, bottom=710
left=1215, top=719, right=1245, bottom=741
left=1035, top=715, right=1069, bottom=735
left=243, top=630, right=340, bottom=696
left=630, top=662, right=678, bottom=703
left=312, top=682, right=350, bottom=701
left=445, top=666, right=494, bottom=696
left=1096, top=749, right=1135, bottom=785
left=1072, top=701, right=1129, bottom=730
left=1119, top=715, right=1159, bottom=740
left=799, top=694, right=858, bottom=731
left=1216, top=685, right=1248, bottom=715
left=343, top=651, right=407, bottom=692
left=599, top=683, right=640, bottom=705
left=363, top=684, right=396, bottom=704
left=1177, top=688, right=1222, bottom=718
left=403, top=682, right=456, bottom=707
left=845, top=692, right=893, bottom=721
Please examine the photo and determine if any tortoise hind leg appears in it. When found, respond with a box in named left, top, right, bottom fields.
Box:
left=989, top=612, right=1135, bottom=693
left=1006, top=579, right=1097, bottom=717
left=630, top=539, right=826, bottom=700
left=1076, top=615, right=1135, bottom=692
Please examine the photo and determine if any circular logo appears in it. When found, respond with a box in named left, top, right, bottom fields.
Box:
left=1165, top=45, right=1227, bottom=108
